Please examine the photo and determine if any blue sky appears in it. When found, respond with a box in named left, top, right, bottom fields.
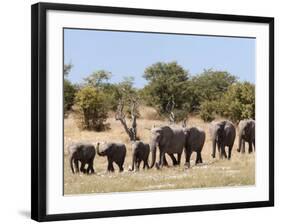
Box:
left=64, top=28, right=255, bottom=88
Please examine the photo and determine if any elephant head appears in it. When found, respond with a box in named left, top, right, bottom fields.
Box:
left=150, top=126, right=173, bottom=168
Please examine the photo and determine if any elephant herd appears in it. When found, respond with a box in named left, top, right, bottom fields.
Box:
left=68, top=119, right=255, bottom=174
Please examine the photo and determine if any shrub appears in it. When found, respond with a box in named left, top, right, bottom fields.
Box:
left=64, top=79, right=76, bottom=114
left=221, top=82, right=255, bottom=123
left=199, top=101, right=217, bottom=122
left=188, top=69, right=237, bottom=112
left=74, top=86, right=108, bottom=131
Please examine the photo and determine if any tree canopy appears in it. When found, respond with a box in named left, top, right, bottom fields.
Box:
left=142, top=62, right=190, bottom=120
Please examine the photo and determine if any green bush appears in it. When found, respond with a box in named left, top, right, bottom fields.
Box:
left=75, top=86, right=108, bottom=131
left=188, top=69, right=237, bottom=112
left=199, top=101, right=217, bottom=122
left=64, top=79, right=76, bottom=114
left=221, top=82, right=255, bottom=123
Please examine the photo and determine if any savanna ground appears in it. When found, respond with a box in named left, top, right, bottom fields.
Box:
left=64, top=106, right=255, bottom=195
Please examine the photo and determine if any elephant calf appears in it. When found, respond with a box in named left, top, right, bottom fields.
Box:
left=69, top=143, right=96, bottom=174
left=129, top=141, right=150, bottom=171
left=183, top=127, right=206, bottom=168
left=97, top=142, right=126, bottom=172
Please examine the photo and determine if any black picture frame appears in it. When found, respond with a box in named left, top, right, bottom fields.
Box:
left=31, top=2, right=274, bottom=222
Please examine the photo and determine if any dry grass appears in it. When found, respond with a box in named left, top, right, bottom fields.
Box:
left=64, top=106, right=255, bottom=195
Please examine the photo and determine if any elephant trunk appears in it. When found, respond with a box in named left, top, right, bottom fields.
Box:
left=96, top=143, right=103, bottom=156
left=150, top=143, right=157, bottom=168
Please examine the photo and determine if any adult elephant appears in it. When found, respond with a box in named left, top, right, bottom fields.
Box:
left=69, top=143, right=96, bottom=174
left=237, top=119, right=255, bottom=153
left=150, top=126, right=185, bottom=169
left=183, top=127, right=206, bottom=168
left=209, top=120, right=236, bottom=160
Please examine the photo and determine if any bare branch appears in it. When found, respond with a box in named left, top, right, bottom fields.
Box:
left=166, top=97, right=175, bottom=124
left=115, top=100, right=126, bottom=121
left=115, top=98, right=138, bottom=141
left=182, top=118, right=187, bottom=128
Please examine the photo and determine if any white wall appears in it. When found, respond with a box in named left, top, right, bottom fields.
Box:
left=0, top=0, right=279, bottom=223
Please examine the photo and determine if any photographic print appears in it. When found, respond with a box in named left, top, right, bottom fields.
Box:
left=32, top=3, right=273, bottom=221
left=63, top=29, right=256, bottom=195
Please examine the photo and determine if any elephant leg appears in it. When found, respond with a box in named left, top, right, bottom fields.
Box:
left=196, top=151, right=203, bottom=164
left=248, top=140, right=253, bottom=154
left=216, top=142, right=221, bottom=158
left=162, top=154, right=168, bottom=167
left=89, top=164, right=95, bottom=174
left=168, top=153, right=178, bottom=166
left=107, top=163, right=111, bottom=172
left=87, top=159, right=94, bottom=174
left=195, top=152, right=200, bottom=164
left=118, top=163, right=124, bottom=172
left=107, top=158, right=114, bottom=172
left=242, top=139, right=245, bottom=153
left=253, top=140, right=255, bottom=151
left=144, top=159, right=149, bottom=169
left=133, top=160, right=138, bottom=171
left=184, top=149, right=192, bottom=168
left=110, top=163, right=115, bottom=172
left=199, top=152, right=203, bottom=163
left=223, top=147, right=227, bottom=159
left=220, top=145, right=227, bottom=159
left=80, top=161, right=86, bottom=173
left=74, top=160, right=79, bottom=173
left=142, top=160, right=145, bottom=169
left=228, top=146, right=232, bottom=160
left=136, top=160, right=140, bottom=171
left=157, top=151, right=165, bottom=169
left=157, top=151, right=162, bottom=167
left=177, top=152, right=182, bottom=165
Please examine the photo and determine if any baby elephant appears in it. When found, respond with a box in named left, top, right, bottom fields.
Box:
left=69, top=143, right=96, bottom=174
left=129, top=141, right=150, bottom=171
left=183, top=127, right=206, bottom=168
left=97, top=142, right=126, bottom=172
